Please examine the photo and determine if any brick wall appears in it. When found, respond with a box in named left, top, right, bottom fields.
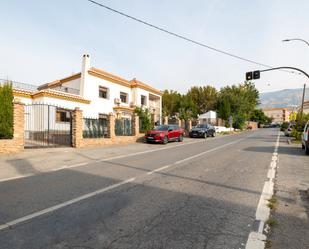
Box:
left=0, top=100, right=24, bottom=154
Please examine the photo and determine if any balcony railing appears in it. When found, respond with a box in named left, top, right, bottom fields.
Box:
left=0, top=79, right=38, bottom=92
left=51, top=86, right=80, bottom=95
left=0, top=79, right=80, bottom=95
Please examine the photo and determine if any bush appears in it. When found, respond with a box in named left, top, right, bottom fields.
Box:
left=0, top=82, right=13, bottom=139
left=281, top=122, right=289, bottom=131
left=291, top=129, right=302, bottom=140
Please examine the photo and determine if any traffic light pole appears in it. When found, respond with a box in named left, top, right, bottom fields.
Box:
left=256, top=66, right=308, bottom=120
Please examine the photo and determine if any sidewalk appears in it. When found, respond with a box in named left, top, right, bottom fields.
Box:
left=268, top=138, right=309, bottom=248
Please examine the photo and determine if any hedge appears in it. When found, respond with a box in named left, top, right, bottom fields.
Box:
left=0, top=82, right=13, bottom=139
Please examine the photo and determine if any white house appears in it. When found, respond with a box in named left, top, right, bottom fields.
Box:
left=14, top=54, right=162, bottom=123
left=198, top=111, right=217, bottom=124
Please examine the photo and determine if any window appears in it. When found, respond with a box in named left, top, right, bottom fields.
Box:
left=120, top=92, right=128, bottom=103
left=141, top=95, right=147, bottom=105
left=99, top=86, right=108, bottom=99
left=56, top=108, right=71, bottom=123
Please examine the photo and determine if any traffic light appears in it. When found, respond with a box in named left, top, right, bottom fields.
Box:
left=246, top=72, right=253, bottom=81
left=253, top=70, right=260, bottom=79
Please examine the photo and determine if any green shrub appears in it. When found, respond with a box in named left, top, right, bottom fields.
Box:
left=0, top=82, right=13, bottom=139
left=281, top=122, right=289, bottom=131
left=291, top=129, right=302, bottom=140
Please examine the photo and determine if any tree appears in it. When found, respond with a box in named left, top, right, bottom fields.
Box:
left=178, top=95, right=198, bottom=121
left=186, top=86, right=217, bottom=114
left=0, top=82, right=13, bottom=139
left=217, top=98, right=231, bottom=121
left=216, top=82, right=259, bottom=129
left=162, top=90, right=182, bottom=117
left=134, top=106, right=153, bottom=133
left=250, top=109, right=271, bottom=126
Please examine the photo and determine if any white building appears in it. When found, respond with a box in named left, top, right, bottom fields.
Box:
left=13, top=54, right=162, bottom=122
left=198, top=111, right=217, bottom=124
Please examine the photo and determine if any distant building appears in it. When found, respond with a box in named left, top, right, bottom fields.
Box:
left=198, top=111, right=217, bottom=125
left=262, top=108, right=291, bottom=124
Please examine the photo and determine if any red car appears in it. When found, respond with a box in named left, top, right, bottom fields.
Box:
left=145, top=125, right=184, bottom=144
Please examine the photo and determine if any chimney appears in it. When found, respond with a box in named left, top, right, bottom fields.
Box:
left=80, top=54, right=90, bottom=96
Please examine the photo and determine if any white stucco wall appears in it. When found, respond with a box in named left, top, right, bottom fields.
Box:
left=60, top=78, right=81, bottom=91
left=82, top=74, right=132, bottom=118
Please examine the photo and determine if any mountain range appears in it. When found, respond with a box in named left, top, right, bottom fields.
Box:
left=259, top=88, right=309, bottom=109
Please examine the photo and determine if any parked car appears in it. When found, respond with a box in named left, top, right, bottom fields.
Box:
left=301, top=121, right=309, bottom=155
left=284, top=124, right=294, bottom=137
left=145, top=125, right=184, bottom=144
left=189, top=124, right=216, bottom=138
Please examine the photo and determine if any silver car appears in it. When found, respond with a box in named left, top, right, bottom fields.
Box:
left=301, top=121, right=309, bottom=155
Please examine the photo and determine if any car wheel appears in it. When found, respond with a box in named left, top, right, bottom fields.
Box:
left=163, top=136, right=168, bottom=144
left=178, top=134, right=183, bottom=142
left=306, top=144, right=309, bottom=155
left=212, top=131, right=216, bottom=137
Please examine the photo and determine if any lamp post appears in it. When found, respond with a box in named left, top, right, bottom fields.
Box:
left=282, top=38, right=309, bottom=120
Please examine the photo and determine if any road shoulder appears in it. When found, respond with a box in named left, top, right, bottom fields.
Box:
left=268, top=139, right=309, bottom=248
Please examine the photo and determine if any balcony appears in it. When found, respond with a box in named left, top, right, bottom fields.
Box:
left=0, top=79, right=80, bottom=95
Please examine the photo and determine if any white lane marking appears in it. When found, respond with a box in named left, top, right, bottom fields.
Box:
left=146, top=165, right=171, bottom=175
left=98, top=140, right=209, bottom=162
left=145, top=135, right=250, bottom=175
left=0, top=174, right=33, bottom=183
left=0, top=177, right=136, bottom=231
left=0, top=133, right=253, bottom=231
left=0, top=133, right=245, bottom=183
left=246, top=131, right=280, bottom=249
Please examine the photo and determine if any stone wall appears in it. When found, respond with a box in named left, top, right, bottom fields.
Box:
left=72, top=109, right=143, bottom=148
left=0, top=100, right=24, bottom=154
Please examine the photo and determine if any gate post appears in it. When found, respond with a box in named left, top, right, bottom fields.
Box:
left=72, top=107, right=83, bottom=148
left=132, top=114, right=139, bottom=136
left=108, top=113, right=115, bottom=139
left=13, top=99, right=25, bottom=150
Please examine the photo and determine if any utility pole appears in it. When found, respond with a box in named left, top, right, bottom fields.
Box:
left=282, top=38, right=309, bottom=121
left=300, top=83, right=306, bottom=120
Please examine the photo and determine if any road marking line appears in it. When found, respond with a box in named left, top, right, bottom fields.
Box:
left=0, top=174, right=33, bottom=183
left=0, top=132, right=250, bottom=184
left=146, top=165, right=171, bottom=175
left=0, top=177, right=136, bottom=231
left=0, top=133, right=253, bottom=231
left=246, top=131, right=280, bottom=249
left=98, top=140, right=209, bottom=162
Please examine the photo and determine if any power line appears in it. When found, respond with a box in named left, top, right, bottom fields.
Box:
left=87, top=0, right=302, bottom=76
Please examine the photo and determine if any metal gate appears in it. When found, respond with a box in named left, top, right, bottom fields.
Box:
left=24, top=104, right=73, bottom=148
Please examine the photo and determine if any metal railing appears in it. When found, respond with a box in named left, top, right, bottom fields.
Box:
left=51, top=86, right=80, bottom=95
left=0, top=79, right=80, bottom=95
left=83, top=118, right=109, bottom=138
left=0, top=79, right=38, bottom=92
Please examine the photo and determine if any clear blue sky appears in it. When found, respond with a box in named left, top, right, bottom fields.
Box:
left=1, top=0, right=309, bottom=93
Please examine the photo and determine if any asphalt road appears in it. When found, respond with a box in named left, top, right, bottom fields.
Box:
left=0, top=129, right=279, bottom=249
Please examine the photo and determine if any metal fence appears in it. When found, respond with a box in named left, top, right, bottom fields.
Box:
left=83, top=118, right=109, bottom=138
left=115, top=118, right=132, bottom=136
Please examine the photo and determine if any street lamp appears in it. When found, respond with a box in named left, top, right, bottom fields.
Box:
left=282, top=38, right=309, bottom=120
left=282, top=38, right=309, bottom=47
